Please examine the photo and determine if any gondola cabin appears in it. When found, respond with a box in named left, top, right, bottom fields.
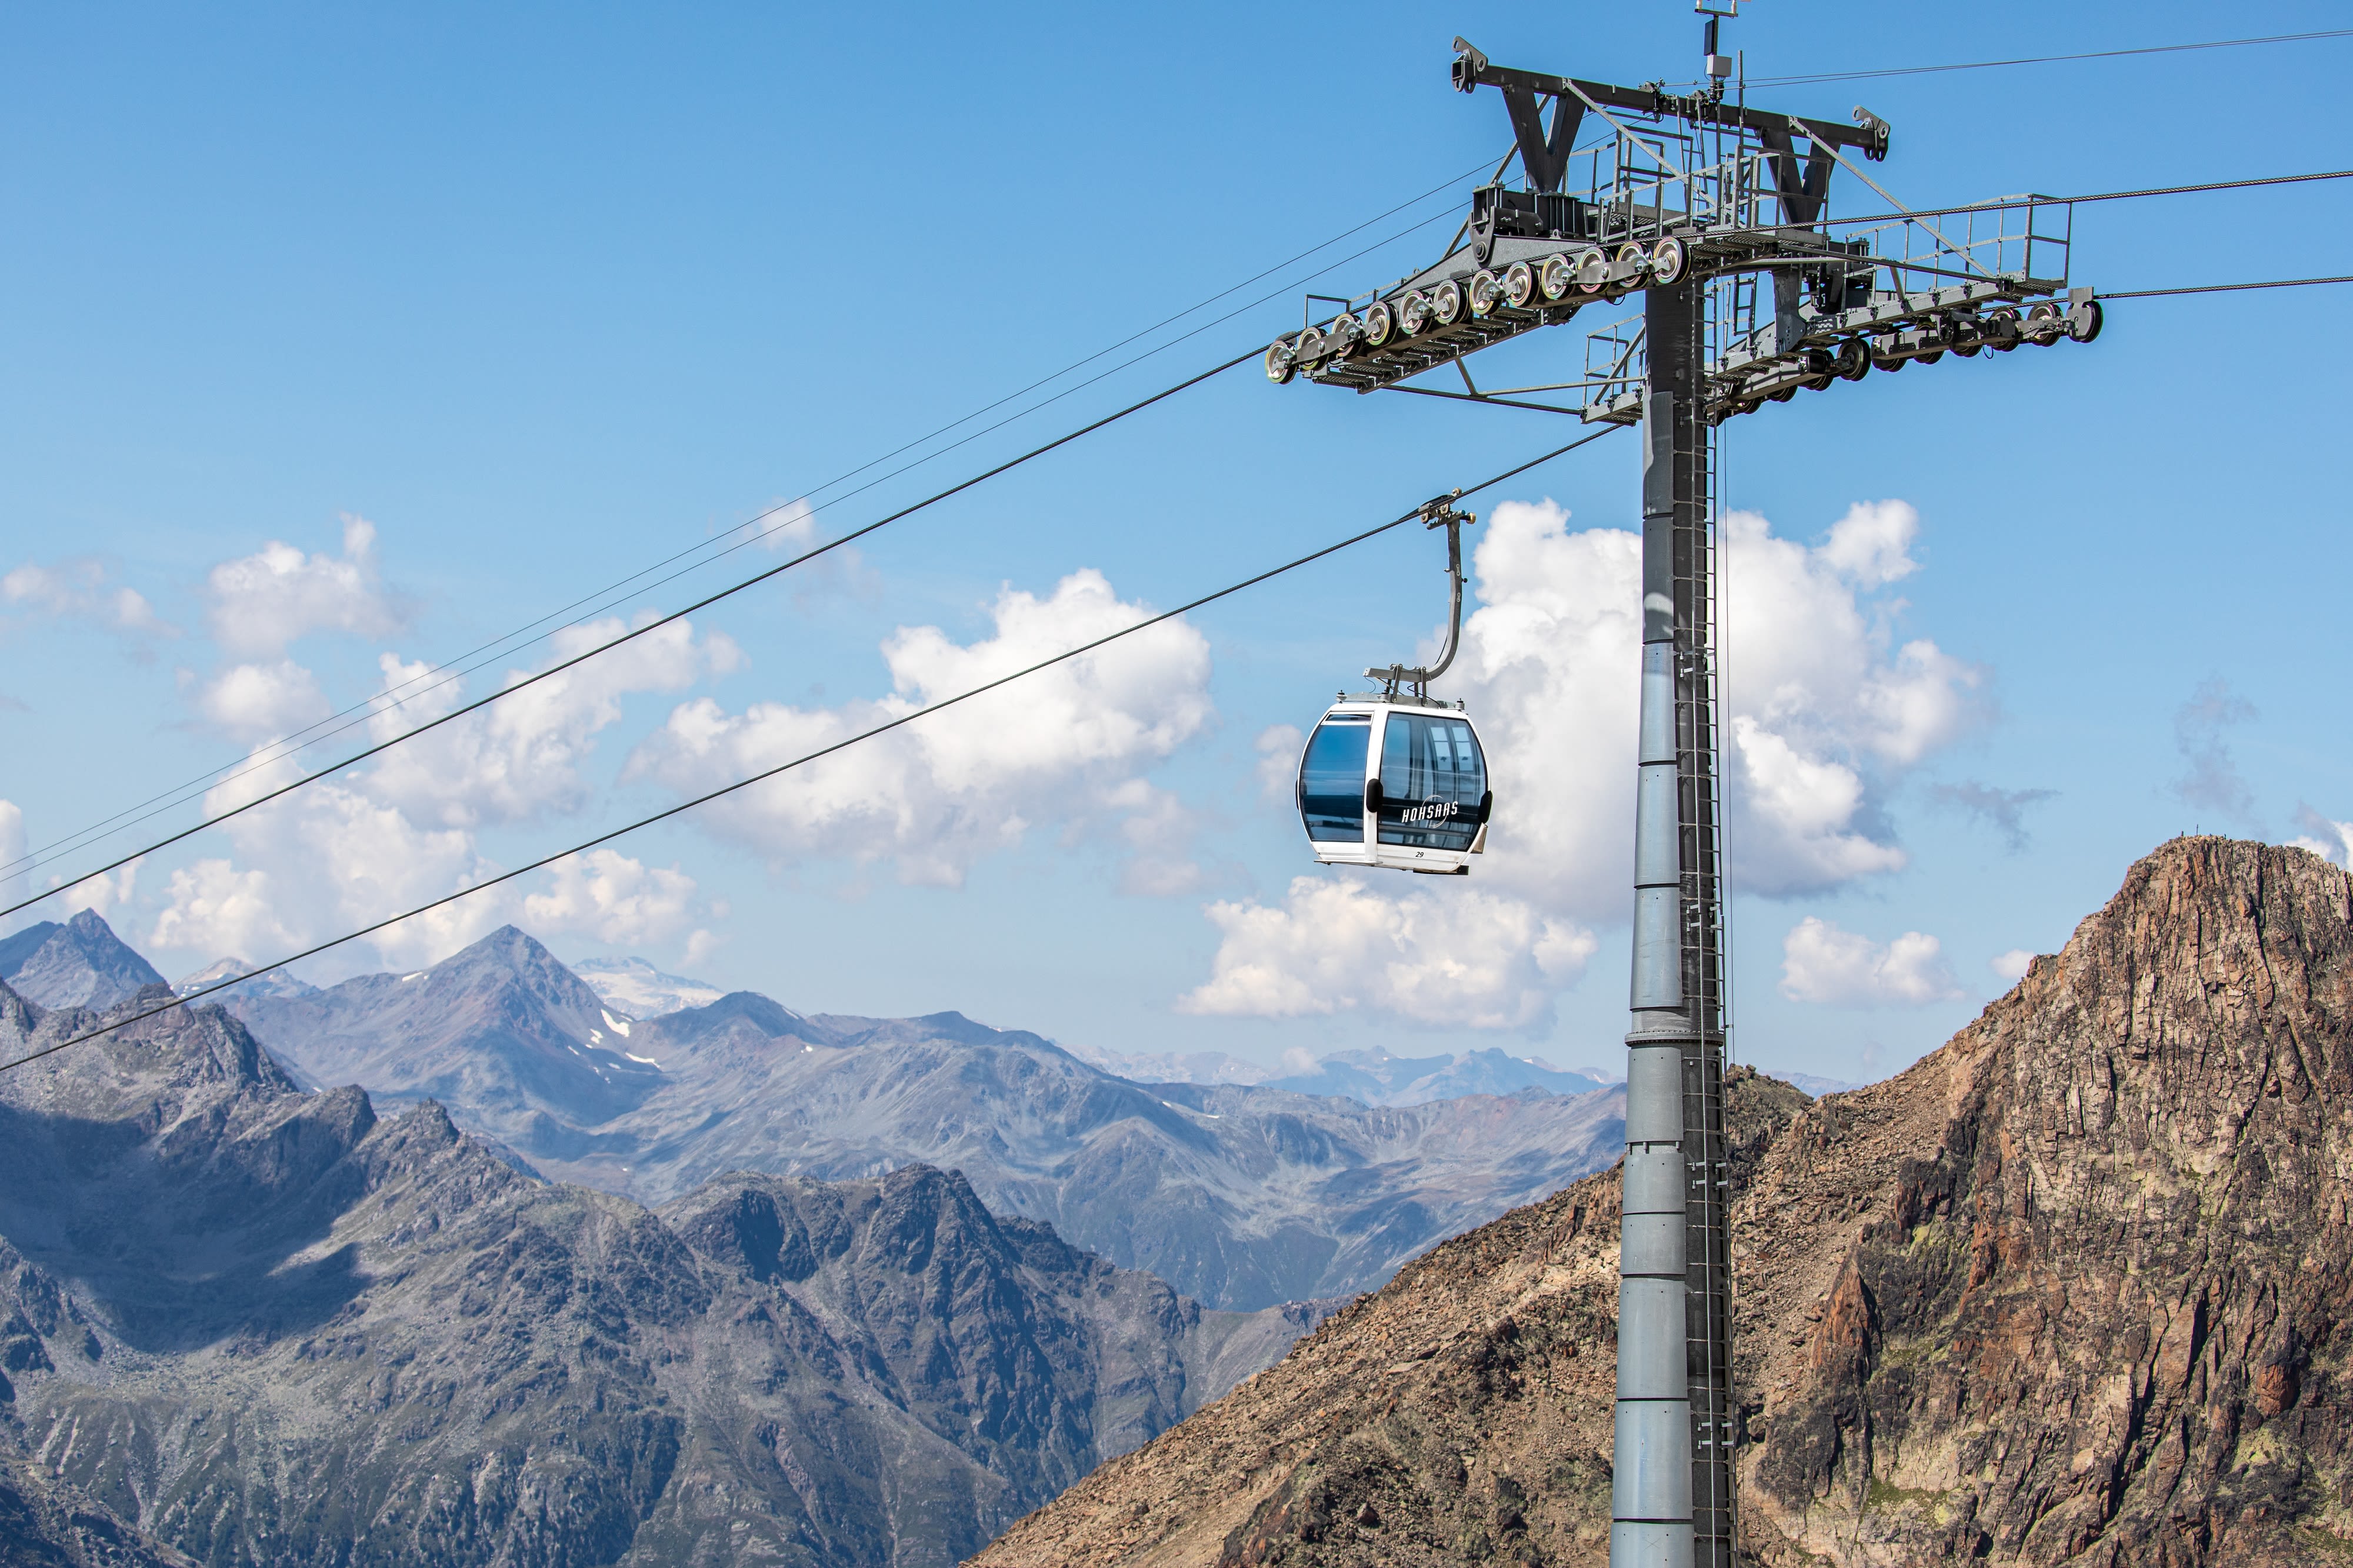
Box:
left=1297, top=695, right=1491, bottom=873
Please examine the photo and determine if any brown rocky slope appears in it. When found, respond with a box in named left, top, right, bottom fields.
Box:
left=969, top=838, right=2353, bottom=1566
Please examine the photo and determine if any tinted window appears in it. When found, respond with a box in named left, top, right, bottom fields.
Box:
left=1377, top=713, right=1487, bottom=851
left=1298, top=719, right=1370, bottom=842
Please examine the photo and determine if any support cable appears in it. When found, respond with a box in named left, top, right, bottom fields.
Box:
left=0, top=343, right=1267, bottom=923
left=4, top=165, right=1496, bottom=890
left=2100, top=274, right=2353, bottom=299
left=1736, top=28, right=2353, bottom=89
left=1824, top=168, right=2353, bottom=226
left=0, top=426, right=1624, bottom=1076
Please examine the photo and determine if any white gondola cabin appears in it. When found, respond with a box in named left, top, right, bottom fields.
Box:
left=1296, top=696, right=1490, bottom=873
left=1292, top=492, right=1493, bottom=873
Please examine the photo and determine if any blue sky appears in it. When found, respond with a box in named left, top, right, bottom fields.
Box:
left=3, top=2, right=2349, bottom=1084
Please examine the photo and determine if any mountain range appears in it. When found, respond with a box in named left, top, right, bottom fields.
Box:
left=0, top=979, right=1329, bottom=1568
left=976, top=838, right=2353, bottom=1567
left=217, top=930, right=1628, bottom=1310
left=569, top=968, right=1618, bottom=1106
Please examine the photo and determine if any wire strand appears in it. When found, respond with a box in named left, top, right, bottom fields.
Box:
left=1822, top=167, right=2353, bottom=226
left=2101, top=274, right=2353, bottom=299
left=0, top=426, right=1625, bottom=1075
left=1736, top=28, right=2353, bottom=89
left=0, top=344, right=1264, bottom=923
left=3, top=164, right=1496, bottom=888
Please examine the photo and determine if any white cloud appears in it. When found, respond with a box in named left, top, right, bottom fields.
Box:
left=367, top=616, right=740, bottom=829
left=1255, top=725, right=1304, bottom=804
left=1730, top=718, right=1907, bottom=888
left=0, top=799, right=26, bottom=918
left=53, top=859, right=140, bottom=920
left=149, top=860, right=296, bottom=960
left=2, top=560, right=178, bottom=636
left=1989, top=948, right=2035, bottom=982
left=1106, top=779, right=1205, bottom=897
left=1181, top=875, right=1596, bottom=1030
left=1779, top=916, right=1961, bottom=1007
left=1451, top=497, right=1975, bottom=913
left=1187, top=496, right=1981, bottom=1026
left=149, top=607, right=740, bottom=974
left=205, top=515, right=406, bottom=656
left=523, top=849, right=698, bottom=946
left=2290, top=806, right=2353, bottom=866
left=144, top=740, right=509, bottom=973
left=629, top=569, right=1214, bottom=889
left=199, top=659, right=331, bottom=742
left=1816, top=499, right=1921, bottom=589
left=754, top=496, right=816, bottom=551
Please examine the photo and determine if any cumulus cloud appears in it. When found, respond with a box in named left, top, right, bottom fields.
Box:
left=368, top=617, right=741, bottom=829
left=199, top=659, right=331, bottom=742
left=149, top=619, right=733, bottom=971
left=1255, top=725, right=1304, bottom=804
left=1779, top=917, right=1961, bottom=1007
left=1989, top=948, right=2036, bottom=982
left=1180, top=875, right=1597, bottom=1030
left=2289, top=805, right=2353, bottom=865
left=205, top=515, right=407, bottom=656
left=2, top=559, right=175, bottom=636
left=2171, top=678, right=2256, bottom=820
left=629, top=569, right=1214, bottom=889
left=149, top=860, right=296, bottom=960
left=1188, top=495, right=1982, bottom=1027
left=51, top=860, right=141, bottom=920
left=523, top=849, right=699, bottom=946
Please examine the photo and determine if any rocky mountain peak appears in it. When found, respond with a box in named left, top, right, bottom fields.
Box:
left=0, top=910, right=166, bottom=1011
left=974, top=838, right=2353, bottom=1567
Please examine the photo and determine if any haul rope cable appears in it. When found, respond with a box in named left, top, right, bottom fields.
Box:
left=0, top=342, right=1295, bottom=923
left=2099, top=275, right=2353, bottom=299
left=14, top=172, right=2349, bottom=910
left=1822, top=168, right=2353, bottom=228
left=2, top=165, right=1497, bottom=889
left=1, top=199, right=1475, bottom=887
left=1731, top=28, right=2353, bottom=89
left=1, top=191, right=1481, bottom=912
left=0, top=426, right=1625, bottom=1076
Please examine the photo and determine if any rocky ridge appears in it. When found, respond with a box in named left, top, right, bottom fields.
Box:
left=230, top=934, right=1629, bottom=1310
left=0, top=980, right=1323, bottom=1568
left=970, top=838, right=2353, bottom=1567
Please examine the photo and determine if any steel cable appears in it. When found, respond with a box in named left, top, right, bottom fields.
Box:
left=2, top=164, right=1494, bottom=890
left=0, top=424, right=1625, bottom=1075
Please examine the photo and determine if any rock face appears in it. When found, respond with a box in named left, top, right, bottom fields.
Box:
left=0, top=1450, right=197, bottom=1568
left=0, top=912, right=165, bottom=1011
left=234, top=936, right=1629, bottom=1311
left=230, top=924, right=668, bottom=1144
left=970, top=839, right=2353, bottom=1567
left=0, top=982, right=1324, bottom=1568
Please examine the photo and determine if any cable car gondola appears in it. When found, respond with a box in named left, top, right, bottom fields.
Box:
left=1295, top=495, right=1492, bottom=875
